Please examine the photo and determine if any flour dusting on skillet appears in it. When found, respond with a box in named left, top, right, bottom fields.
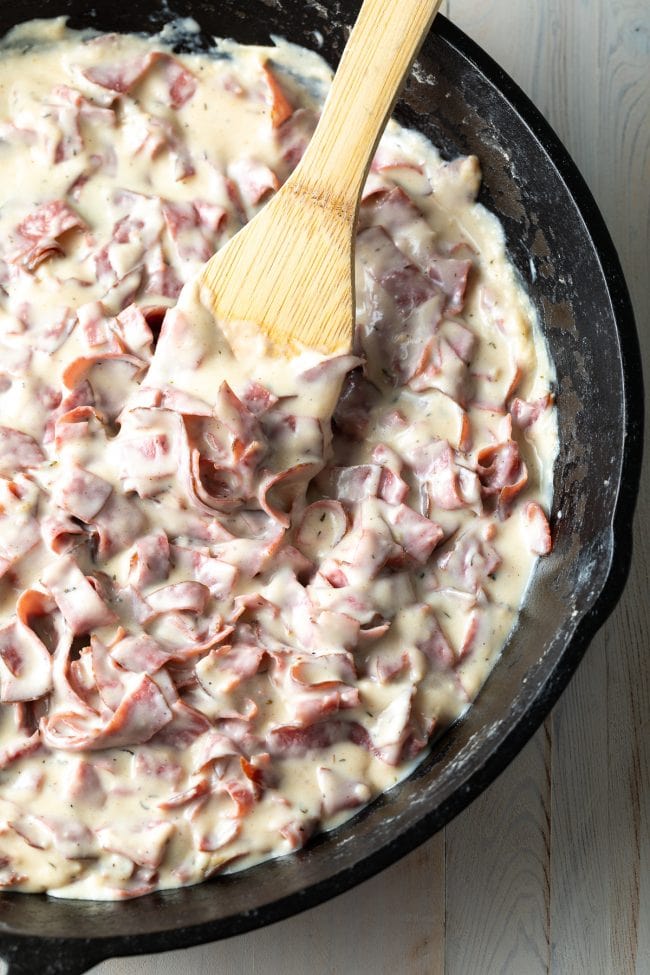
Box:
left=0, top=19, right=557, bottom=898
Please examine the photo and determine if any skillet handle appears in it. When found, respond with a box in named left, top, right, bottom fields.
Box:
left=0, top=937, right=107, bottom=974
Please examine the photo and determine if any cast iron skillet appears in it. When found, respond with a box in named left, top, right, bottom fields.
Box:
left=0, top=2, right=643, bottom=972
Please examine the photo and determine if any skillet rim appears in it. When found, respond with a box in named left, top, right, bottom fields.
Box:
left=0, top=12, right=643, bottom=972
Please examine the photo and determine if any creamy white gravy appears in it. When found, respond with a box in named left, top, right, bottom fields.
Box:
left=0, top=18, right=557, bottom=899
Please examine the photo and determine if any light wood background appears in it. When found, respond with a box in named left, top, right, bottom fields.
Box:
left=98, top=1, right=650, bottom=972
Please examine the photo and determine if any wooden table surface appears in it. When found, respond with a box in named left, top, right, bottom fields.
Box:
left=98, top=1, right=650, bottom=972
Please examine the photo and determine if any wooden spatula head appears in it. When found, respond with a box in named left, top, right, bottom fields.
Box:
left=199, top=177, right=356, bottom=356
left=199, top=0, right=443, bottom=356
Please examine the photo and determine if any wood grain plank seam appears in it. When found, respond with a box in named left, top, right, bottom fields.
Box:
left=606, top=633, right=641, bottom=971
left=444, top=825, right=448, bottom=975
left=544, top=719, right=552, bottom=975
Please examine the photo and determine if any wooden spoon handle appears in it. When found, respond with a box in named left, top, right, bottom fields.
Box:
left=293, top=0, right=443, bottom=210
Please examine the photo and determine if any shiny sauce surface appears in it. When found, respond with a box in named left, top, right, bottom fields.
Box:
left=0, top=19, right=556, bottom=898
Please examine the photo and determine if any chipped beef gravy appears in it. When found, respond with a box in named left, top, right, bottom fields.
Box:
left=0, top=19, right=557, bottom=898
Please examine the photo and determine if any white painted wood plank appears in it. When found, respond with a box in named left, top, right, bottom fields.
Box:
left=445, top=729, right=551, bottom=975
left=548, top=638, right=614, bottom=975
left=95, top=837, right=446, bottom=975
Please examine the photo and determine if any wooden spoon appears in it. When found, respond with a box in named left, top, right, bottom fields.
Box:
left=199, top=0, right=443, bottom=356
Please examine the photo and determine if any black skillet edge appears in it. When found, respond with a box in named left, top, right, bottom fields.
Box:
left=0, top=13, right=643, bottom=975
